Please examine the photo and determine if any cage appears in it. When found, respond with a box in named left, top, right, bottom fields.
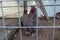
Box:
left=0, top=0, right=60, bottom=40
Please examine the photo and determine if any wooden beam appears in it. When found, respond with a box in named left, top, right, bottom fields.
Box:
left=35, top=0, right=49, bottom=20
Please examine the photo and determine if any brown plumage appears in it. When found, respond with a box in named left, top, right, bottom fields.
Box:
left=21, top=6, right=36, bottom=36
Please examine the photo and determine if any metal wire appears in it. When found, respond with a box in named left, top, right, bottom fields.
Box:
left=1, top=1, right=8, bottom=40
left=17, top=0, right=22, bottom=40
left=0, top=0, right=59, bottom=40
left=52, top=0, right=56, bottom=40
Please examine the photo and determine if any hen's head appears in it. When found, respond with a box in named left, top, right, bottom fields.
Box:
left=30, top=6, right=36, bottom=13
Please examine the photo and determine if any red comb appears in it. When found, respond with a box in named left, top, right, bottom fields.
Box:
left=30, top=6, right=36, bottom=13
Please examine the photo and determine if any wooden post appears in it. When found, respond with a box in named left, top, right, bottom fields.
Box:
left=24, top=0, right=27, bottom=13
left=35, top=0, right=49, bottom=20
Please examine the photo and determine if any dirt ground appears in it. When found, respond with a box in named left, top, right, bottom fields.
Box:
left=38, top=17, right=60, bottom=26
left=0, top=18, right=60, bottom=40
left=21, top=28, right=60, bottom=40
left=38, top=17, right=54, bottom=26
left=55, top=19, right=60, bottom=26
left=0, top=17, right=60, bottom=26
